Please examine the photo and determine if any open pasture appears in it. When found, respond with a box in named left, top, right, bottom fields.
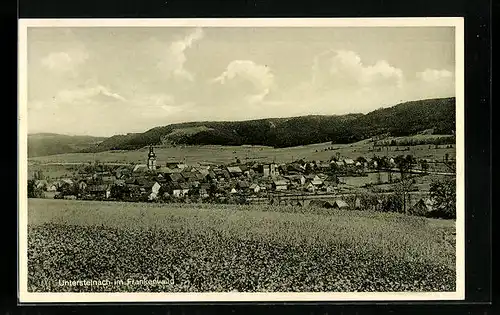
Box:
left=27, top=199, right=456, bottom=293
left=28, top=138, right=456, bottom=167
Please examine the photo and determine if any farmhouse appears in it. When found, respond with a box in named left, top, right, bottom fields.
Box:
left=273, top=179, right=288, bottom=191
left=227, top=166, right=243, bottom=177
left=167, top=173, right=184, bottom=183
left=343, top=159, right=355, bottom=166
left=46, top=183, right=58, bottom=192
left=35, top=180, right=48, bottom=190
left=409, top=198, right=436, bottom=216
left=249, top=183, right=261, bottom=193
left=133, top=164, right=149, bottom=173
left=170, top=183, right=190, bottom=198
left=88, top=184, right=112, bottom=199
left=332, top=199, right=349, bottom=210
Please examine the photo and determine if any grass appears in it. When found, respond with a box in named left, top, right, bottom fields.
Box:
left=27, top=199, right=456, bottom=293
left=27, top=139, right=456, bottom=166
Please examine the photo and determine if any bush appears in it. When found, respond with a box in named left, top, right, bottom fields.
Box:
left=429, top=178, right=456, bottom=219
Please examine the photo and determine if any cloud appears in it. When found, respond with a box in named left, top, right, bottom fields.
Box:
left=41, top=49, right=89, bottom=74
left=312, top=49, right=404, bottom=89
left=159, top=28, right=204, bottom=81
left=416, top=68, right=454, bottom=83
left=212, top=60, right=275, bottom=104
left=55, top=85, right=126, bottom=104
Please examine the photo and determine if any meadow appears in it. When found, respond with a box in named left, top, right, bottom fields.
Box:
left=28, top=139, right=456, bottom=166
left=27, top=199, right=456, bottom=293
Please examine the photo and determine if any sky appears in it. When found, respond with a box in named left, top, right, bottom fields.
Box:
left=26, top=26, right=456, bottom=137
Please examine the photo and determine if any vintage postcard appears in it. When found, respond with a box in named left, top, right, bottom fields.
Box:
left=18, top=18, right=464, bottom=303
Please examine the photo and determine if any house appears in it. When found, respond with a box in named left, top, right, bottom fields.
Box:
left=270, top=164, right=278, bottom=177
left=125, top=178, right=139, bottom=185
left=262, top=164, right=270, bottom=177
left=227, top=166, right=243, bottom=177
left=230, top=187, right=238, bottom=194
left=148, top=182, right=162, bottom=200
left=181, top=171, right=199, bottom=182
left=149, top=182, right=161, bottom=195
left=286, top=175, right=306, bottom=186
left=335, top=161, right=344, bottom=168
left=133, top=164, right=149, bottom=173
left=409, top=198, right=435, bottom=216
left=236, top=180, right=250, bottom=190
left=171, top=183, right=190, bottom=198
left=60, top=178, right=74, bottom=186
left=167, top=173, right=184, bottom=183
left=34, top=180, right=48, bottom=190
left=206, top=170, right=217, bottom=181
left=199, top=187, right=210, bottom=199
left=115, top=168, right=131, bottom=178
left=354, top=197, right=362, bottom=209
left=343, top=159, right=355, bottom=166
left=77, top=180, right=88, bottom=191
left=198, top=168, right=210, bottom=178
left=309, top=199, right=333, bottom=209
left=249, top=183, right=261, bottom=193
left=156, top=166, right=172, bottom=174
left=88, top=184, right=112, bottom=199
left=318, top=162, right=331, bottom=171
left=325, top=185, right=336, bottom=193
left=214, top=169, right=231, bottom=180
left=46, top=183, right=58, bottom=192
left=272, top=179, right=288, bottom=191
left=306, top=182, right=316, bottom=192
left=311, top=178, right=324, bottom=186
left=332, top=199, right=349, bottom=210
left=101, top=175, right=116, bottom=184
left=239, top=165, right=249, bottom=173
left=287, top=163, right=305, bottom=174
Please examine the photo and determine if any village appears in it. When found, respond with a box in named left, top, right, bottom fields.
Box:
left=28, top=145, right=456, bottom=217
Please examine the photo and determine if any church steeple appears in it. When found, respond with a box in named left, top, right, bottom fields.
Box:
left=147, top=145, right=157, bottom=170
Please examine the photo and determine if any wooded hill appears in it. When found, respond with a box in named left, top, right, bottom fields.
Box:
left=28, top=133, right=106, bottom=158
left=29, top=97, right=455, bottom=157
left=87, top=97, right=455, bottom=152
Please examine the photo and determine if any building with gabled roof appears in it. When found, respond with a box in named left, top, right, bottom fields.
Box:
left=344, top=159, right=355, bottom=165
left=167, top=173, right=184, bottom=183
left=227, top=166, right=243, bottom=175
left=332, top=199, right=349, bottom=209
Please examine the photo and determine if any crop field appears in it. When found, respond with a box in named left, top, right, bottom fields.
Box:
left=27, top=199, right=456, bottom=293
left=28, top=138, right=455, bottom=166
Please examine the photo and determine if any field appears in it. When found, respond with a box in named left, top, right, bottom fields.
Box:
left=27, top=138, right=456, bottom=179
left=27, top=199, right=456, bottom=293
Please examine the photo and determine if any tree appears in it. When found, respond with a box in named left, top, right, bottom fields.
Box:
left=429, top=178, right=456, bottom=219
left=393, top=178, right=415, bottom=214
left=111, top=184, right=129, bottom=200
left=382, top=194, right=402, bottom=213
left=392, top=154, right=416, bottom=214
left=27, top=179, right=43, bottom=198
left=420, top=159, right=429, bottom=173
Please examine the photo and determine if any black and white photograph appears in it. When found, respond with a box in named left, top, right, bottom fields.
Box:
left=18, top=18, right=465, bottom=303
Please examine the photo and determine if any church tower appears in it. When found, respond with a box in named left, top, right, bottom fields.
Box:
left=147, top=145, right=157, bottom=171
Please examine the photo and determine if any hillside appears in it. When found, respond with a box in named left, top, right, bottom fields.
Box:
left=28, top=133, right=106, bottom=158
left=85, top=97, right=455, bottom=152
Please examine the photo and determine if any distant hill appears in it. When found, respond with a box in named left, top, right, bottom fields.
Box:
left=84, top=97, right=455, bottom=153
left=28, top=133, right=106, bottom=157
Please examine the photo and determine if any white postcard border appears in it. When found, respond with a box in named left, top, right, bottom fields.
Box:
left=18, top=17, right=465, bottom=303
